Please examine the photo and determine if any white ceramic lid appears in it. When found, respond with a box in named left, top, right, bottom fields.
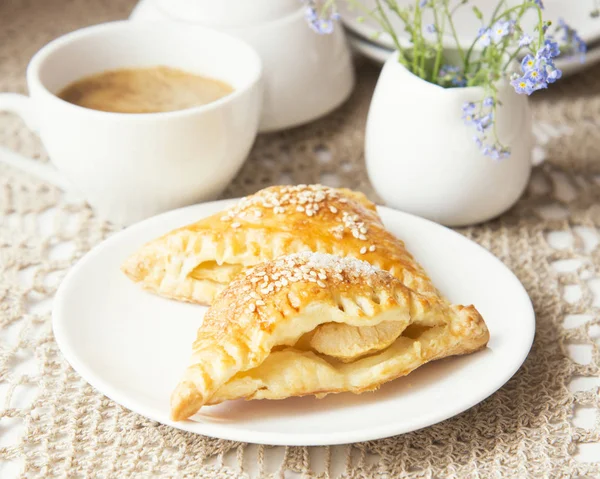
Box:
left=153, top=0, right=301, bottom=27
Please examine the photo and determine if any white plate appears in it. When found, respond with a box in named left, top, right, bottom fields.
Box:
left=340, top=0, right=600, bottom=50
left=349, top=31, right=600, bottom=77
left=53, top=199, right=535, bottom=446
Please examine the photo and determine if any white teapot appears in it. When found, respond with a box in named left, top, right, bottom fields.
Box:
left=130, top=0, right=355, bottom=132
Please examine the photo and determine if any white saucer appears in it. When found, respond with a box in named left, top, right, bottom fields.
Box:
left=340, top=0, right=600, bottom=51
left=349, top=33, right=392, bottom=64
left=53, top=200, right=535, bottom=446
left=349, top=31, right=600, bottom=77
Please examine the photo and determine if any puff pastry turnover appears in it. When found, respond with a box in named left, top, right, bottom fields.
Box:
left=171, top=252, right=489, bottom=421
left=122, top=185, right=437, bottom=305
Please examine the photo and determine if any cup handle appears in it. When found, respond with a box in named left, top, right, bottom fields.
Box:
left=0, top=93, right=72, bottom=191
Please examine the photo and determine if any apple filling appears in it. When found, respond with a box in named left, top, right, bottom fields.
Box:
left=189, top=261, right=244, bottom=285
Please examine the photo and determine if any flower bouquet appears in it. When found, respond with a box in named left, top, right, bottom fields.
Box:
left=305, top=0, right=587, bottom=159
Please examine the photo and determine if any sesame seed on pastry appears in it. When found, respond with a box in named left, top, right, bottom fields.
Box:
left=171, top=252, right=489, bottom=421
left=121, top=185, right=438, bottom=306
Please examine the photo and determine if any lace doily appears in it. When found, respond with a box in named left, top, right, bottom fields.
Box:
left=2, top=0, right=600, bottom=477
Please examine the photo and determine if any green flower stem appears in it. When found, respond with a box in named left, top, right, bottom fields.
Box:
left=383, top=1, right=421, bottom=68
left=374, top=0, right=411, bottom=65
left=467, top=68, right=489, bottom=87
left=443, top=1, right=465, bottom=64
left=464, top=37, right=481, bottom=75
left=414, top=1, right=428, bottom=78
left=490, top=92, right=507, bottom=152
left=347, top=0, right=411, bottom=66
left=465, top=0, right=509, bottom=70
left=412, top=0, right=420, bottom=75
left=318, top=0, right=335, bottom=17
left=450, top=0, right=467, bottom=17
left=381, top=0, right=423, bottom=75
left=431, top=6, right=445, bottom=83
left=498, top=2, right=526, bottom=67
left=417, top=2, right=427, bottom=78
left=503, top=46, right=524, bottom=70
left=489, top=0, right=507, bottom=27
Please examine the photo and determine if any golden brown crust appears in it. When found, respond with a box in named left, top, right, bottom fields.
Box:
left=122, top=185, right=437, bottom=305
left=170, top=253, right=489, bottom=421
left=120, top=185, right=490, bottom=420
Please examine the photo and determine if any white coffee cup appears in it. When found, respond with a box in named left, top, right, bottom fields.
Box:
left=0, top=21, right=263, bottom=225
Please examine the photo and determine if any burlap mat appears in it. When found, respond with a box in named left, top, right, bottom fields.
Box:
left=2, top=0, right=600, bottom=477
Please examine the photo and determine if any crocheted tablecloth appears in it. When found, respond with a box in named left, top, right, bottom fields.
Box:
left=2, top=0, right=600, bottom=477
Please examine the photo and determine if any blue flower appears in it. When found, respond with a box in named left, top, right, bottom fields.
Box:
left=536, top=39, right=560, bottom=60
left=535, top=37, right=560, bottom=62
left=525, top=68, right=545, bottom=82
left=521, top=56, right=547, bottom=82
left=524, top=70, right=547, bottom=91
left=482, top=145, right=510, bottom=161
left=463, top=98, right=510, bottom=159
left=462, top=102, right=476, bottom=116
left=481, top=145, right=493, bottom=158
left=511, top=77, right=535, bottom=95
left=519, top=40, right=562, bottom=92
left=303, top=2, right=338, bottom=34
left=475, top=113, right=493, bottom=133
left=426, top=24, right=437, bottom=34
left=483, top=97, right=494, bottom=107
left=491, top=20, right=515, bottom=43
left=419, top=0, right=428, bottom=7
left=518, top=34, right=533, bottom=47
left=545, top=64, right=562, bottom=83
left=310, top=18, right=335, bottom=34
left=478, top=27, right=492, bottom=47
left=554, top=18, right=586, bottom=63
left=576, top=34, right=587, bottom=54
left=462, top=103, right=480, bottom=127
left=541, top=21, right=551, bottom=34
left=439, top=64, right=467, bottom=87
left=305, top=5, right=317, bottom=22
left=534, top=0, right=544, bottom=9
left=521, top=54, right=537, bottom=72
left=463, top=114, right=477, bottom=126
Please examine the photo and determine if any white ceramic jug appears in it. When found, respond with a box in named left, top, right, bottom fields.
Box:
left=130, top=0, right=355, bottom=132
left=365, top=54, right=533, bottom=227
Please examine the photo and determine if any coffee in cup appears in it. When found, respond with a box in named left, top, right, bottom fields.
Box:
left=58, top=66, right=234, bottom=114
